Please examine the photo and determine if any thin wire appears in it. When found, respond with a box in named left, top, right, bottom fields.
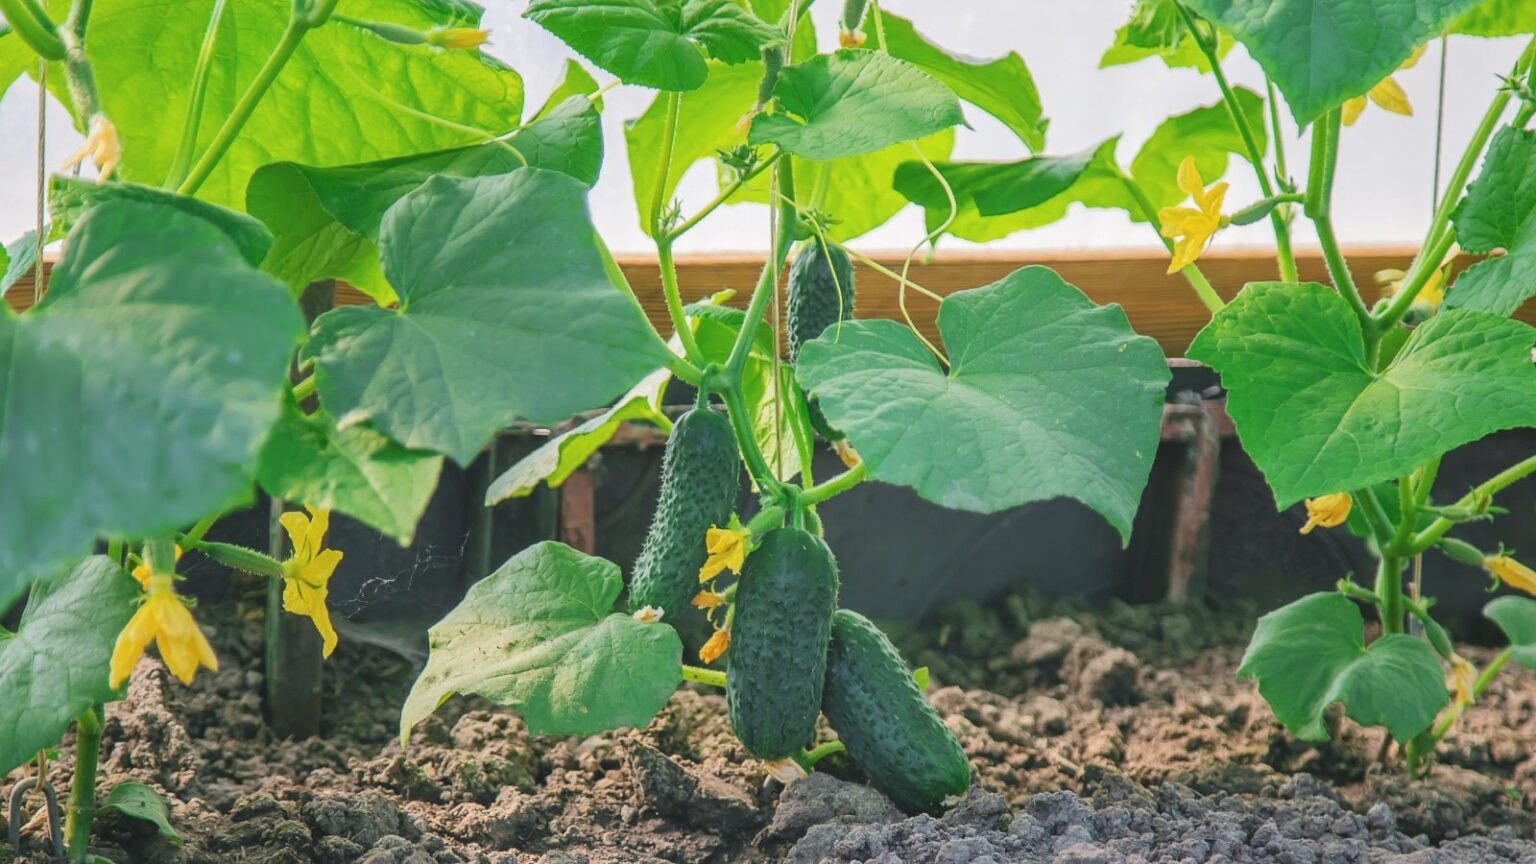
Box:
left=1431, top=34, right=1449, bottom=213
left=33, top=59, right=49, bottom=306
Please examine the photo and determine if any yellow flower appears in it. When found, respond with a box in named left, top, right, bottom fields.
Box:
left=278, top=507, right=344, bottom=658
left=1300, top=493, right=1351, bottom=534
left=699, top=628, right=731, bottom=664
left=1158, top=157, right=1227, bottom=275
left=1376, top=244, right=1457, bottom=310
left=1342, top=45, right=1424, bottom=126
left=632, top=605, right=664, bottom=623
left=1450, top=655, right=1477, bottom=705
left=425, top=27, right=489, bottom=49
left=110, top=573, right=218, bottom=688
left=691, top=590, right=726, bottom=610
left=1485, top=554, right=1536, bottom=596
left=699, top=525, right=749, bottom=582
left=61, top=115, right=121, bottom=181
left=131, top=545, right=182, bottom=590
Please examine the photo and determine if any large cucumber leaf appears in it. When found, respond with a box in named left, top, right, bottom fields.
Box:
left=248, top=93, right=603, bottom=305
left=1451, top=0, right=1536, bottom=35
left=48, top=177, right=273, bottom=267
left=0, top=557, right=140, bottom=776
left=400, top=542, right=683, bottom=741
left=0, top=201, right=302, bottom=588
left=1181, top=0, right=1481, bottom=124
left=524, top=0, right=781, bottom=91
left=1188, top=281, right=1536, bottom=508
left=305, top=169, right=668, bottom=466
left=0, top=0, right=525, bottom=208
left=797, top=266, right=1169, bottom=542
left=1239, top=592, right=1446, bottom=741
left=1445, top=127, right=1536, bottom=317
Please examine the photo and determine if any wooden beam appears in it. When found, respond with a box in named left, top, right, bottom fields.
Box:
left=8, top=246, right=1496, bottom=355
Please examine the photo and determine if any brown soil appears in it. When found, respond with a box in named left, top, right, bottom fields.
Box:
left=5, top=589, right=1536, bottom=863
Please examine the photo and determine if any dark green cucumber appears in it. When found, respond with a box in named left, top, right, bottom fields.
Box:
left=787, top=238, right=855, bottom=362
left=628, top=408, right=741, bottom=615
left=823, top=610, right=971, bottom=813
left=727, top=527, right=839, bottom=760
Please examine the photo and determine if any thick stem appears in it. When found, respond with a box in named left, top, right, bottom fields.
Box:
left=64, top=704, right=103, bottom=862
left=722, top=386, right=780, bottom=494
left=1375, top=556, right=1405, bottom=634
left=1375, top=229, right=1456, bottom=332
left=801, top=462, right=866, bottom=506
left=0, top=0, right=64, bottom=59
left=1354, top=486, right=1395, bottom=548
left=681, top=665, right=726, bottom=687
left=164, top=0, right=228, bottom=188
left=1413, top=453, right=1536, bottom=551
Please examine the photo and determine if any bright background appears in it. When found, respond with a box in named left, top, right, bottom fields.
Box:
left=0, top=1, right=1528, bottom=255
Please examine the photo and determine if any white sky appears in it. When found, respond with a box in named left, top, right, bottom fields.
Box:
left=0, top=1, right=1528, bottom=254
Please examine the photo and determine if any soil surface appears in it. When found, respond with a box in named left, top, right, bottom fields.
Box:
left=6, top=587, right=1536, bottom=863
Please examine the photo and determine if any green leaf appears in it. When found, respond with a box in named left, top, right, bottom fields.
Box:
left=307, top=170, right=667, bottom=466
left=688, top=304, right=805, bottom=483
left=537, top=59, right=604, bottom=118
left=1, top=231, right=38, bottom=299
left=1, top=0, right=526, bottom=209
left=797, top=266, right=1169, bottom=541
left=749, top=50, right=965, bottom=161
left=867, top=10, right=1045, bottom=151
left=101, top=783, right=183, bottom=845
left=1100, top=0, right=1234, bottom=72
left=1181, top=0, right=1482, bottom=124
left=0, top=557, right=140, bottom=776
left=1446, top=127, right=1536, bottom=316
left=524, top=0, right=782, bottom=91
left=257, top=397, right=443, bottom=545
left=400, top=541, right=683, bottom=741
left=1238, top=592, right=1447, bottom=741
left=1127, top=87, right=1266, bottom=222
left=1486, top=595, right=1536, bottom=668
left=1188, top=281, right=1536, bottom=508
left=485, top=366, right=673, bottom=504
left=49, top=176, right=273, bottom=267
left=1452, top=0, right=1536, bottom=35
left=0, top=201, right=303, bottom=581
left=249, top=95, right=603, bottom=304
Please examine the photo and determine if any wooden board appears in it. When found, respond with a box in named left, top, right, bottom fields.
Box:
left=7, top=246, right=1492, bottom=356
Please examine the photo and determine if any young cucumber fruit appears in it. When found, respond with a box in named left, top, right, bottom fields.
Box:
left=787, top=238, right=856, bottom=442
left=628, top=408, right=741, bottom=616
left=823, top=609, right=971, bottom=814
left=727, top=527, right=840, bottom=760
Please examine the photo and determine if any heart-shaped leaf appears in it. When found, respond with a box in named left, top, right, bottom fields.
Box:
left=400, top=542, right=683, bottom=741
left=0, top=200, right=303, bottom=585
left=1239, top=592, right=1447, bottom=741
left=306, top=169, right=669, bottom=465
left=1446, top=127, right=1536, bottom=317
left=749, top=50, right=964, bottom=161
left=1188, top=281, right=1536, bottom=507
left=0, top=557, right=140, bottom=776
left=797, top=266, right=1169, bottom=541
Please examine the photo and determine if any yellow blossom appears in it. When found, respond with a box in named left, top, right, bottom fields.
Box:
left=1158, top=157, right=1227, bottom=275
left=632, top=605, right=665, bottom=623
left=1300, top=493, right=1351, bottom=534
left=131, top=544, right=182, bottom=590
left=699, top=524, right=749, bottom=582
left=1485, top=554, right=1536, bottom=596
left=1450, top=655, right=1477, bottom=705
left=838, top=29, right=866, bottom=49
left=278, top=507, right=344, bottom=658
left=110, top=573, right=218, bottom=688
left=425, top=27, right=489, bottom=49
left=700, top=628, right=731, bottom=664
left=692, top=590, right=726, bottom=610
left=61, top=115, right=121, bottom=181
left=1342, top=46, right=1424, bottom=126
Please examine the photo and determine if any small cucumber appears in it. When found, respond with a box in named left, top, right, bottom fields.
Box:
left=823, top=610, right=971, bottom=813
left=727, top=527, right=840, bottom=759
left=628, top=408, right=741, bottom=616
left=787, top=238, right=855, bottom=363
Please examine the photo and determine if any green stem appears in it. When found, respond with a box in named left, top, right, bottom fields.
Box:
left=725, top=158, right=797, bottom=381
left=1306, top=109, right=1371, bottom=334
left=1413, top=456, right=1441, bottom=513
left=1267, top=78, right=1290, bottom=185
left=592, top=232, right=702, bottom=386
left=183, top=512, right=219, bottom=547
left=656, top=241, right=705, bottom=363
left=682, top=664, right=726, bottom=687
left=1178, top=4, right=1297, bottom=282
left=177, top=0, right=340, bottom=195
left=801, top=739, right=845, bottom=766
left=1354, top=485, right=1395, bottom=548
left=722, top=386, right=781, bottom=494
left=648, top=92, right=682, bottom=236
left=290, top=374, right=316, bottom=403
left=0, top=0, right=64, bottom=59
left=1117, top=171, right=1224, bottom=313
left=1413, top=453, right=1536, bottom=551
left=1375, top=228, right=1456, bottom=332
left=1389, top=475, right=1417, bottom=554
left=164, top=0, right=228, bottom=188
left=64, top=704, right=103, bottom=862
left=801, top=462, right=866, bottom=506
left=668, top=150, right=782, bottom=241
left=1375, top=555, right=1405, bottom=634
left=105, top=538, right=122, bottom=565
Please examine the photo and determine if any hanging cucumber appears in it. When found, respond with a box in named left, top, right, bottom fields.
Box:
left=822, top=610, right=971, bottom=814
left=727, top=527, right=840, bottom=759
left=628, top=408, right=741, bottom=616
left=787, top=238, right=855, bottom=443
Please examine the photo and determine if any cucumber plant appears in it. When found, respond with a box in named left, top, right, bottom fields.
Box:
left=0, top=0, right=1529, bottom=853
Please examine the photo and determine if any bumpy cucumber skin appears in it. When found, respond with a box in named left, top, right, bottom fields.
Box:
left=727, top=528, right=840, bottom=760
left=628, top=409, right=741, bottom=615
left=787, top=239, right=855, bottom=363
left=823, top=610, right=971, bottom=814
